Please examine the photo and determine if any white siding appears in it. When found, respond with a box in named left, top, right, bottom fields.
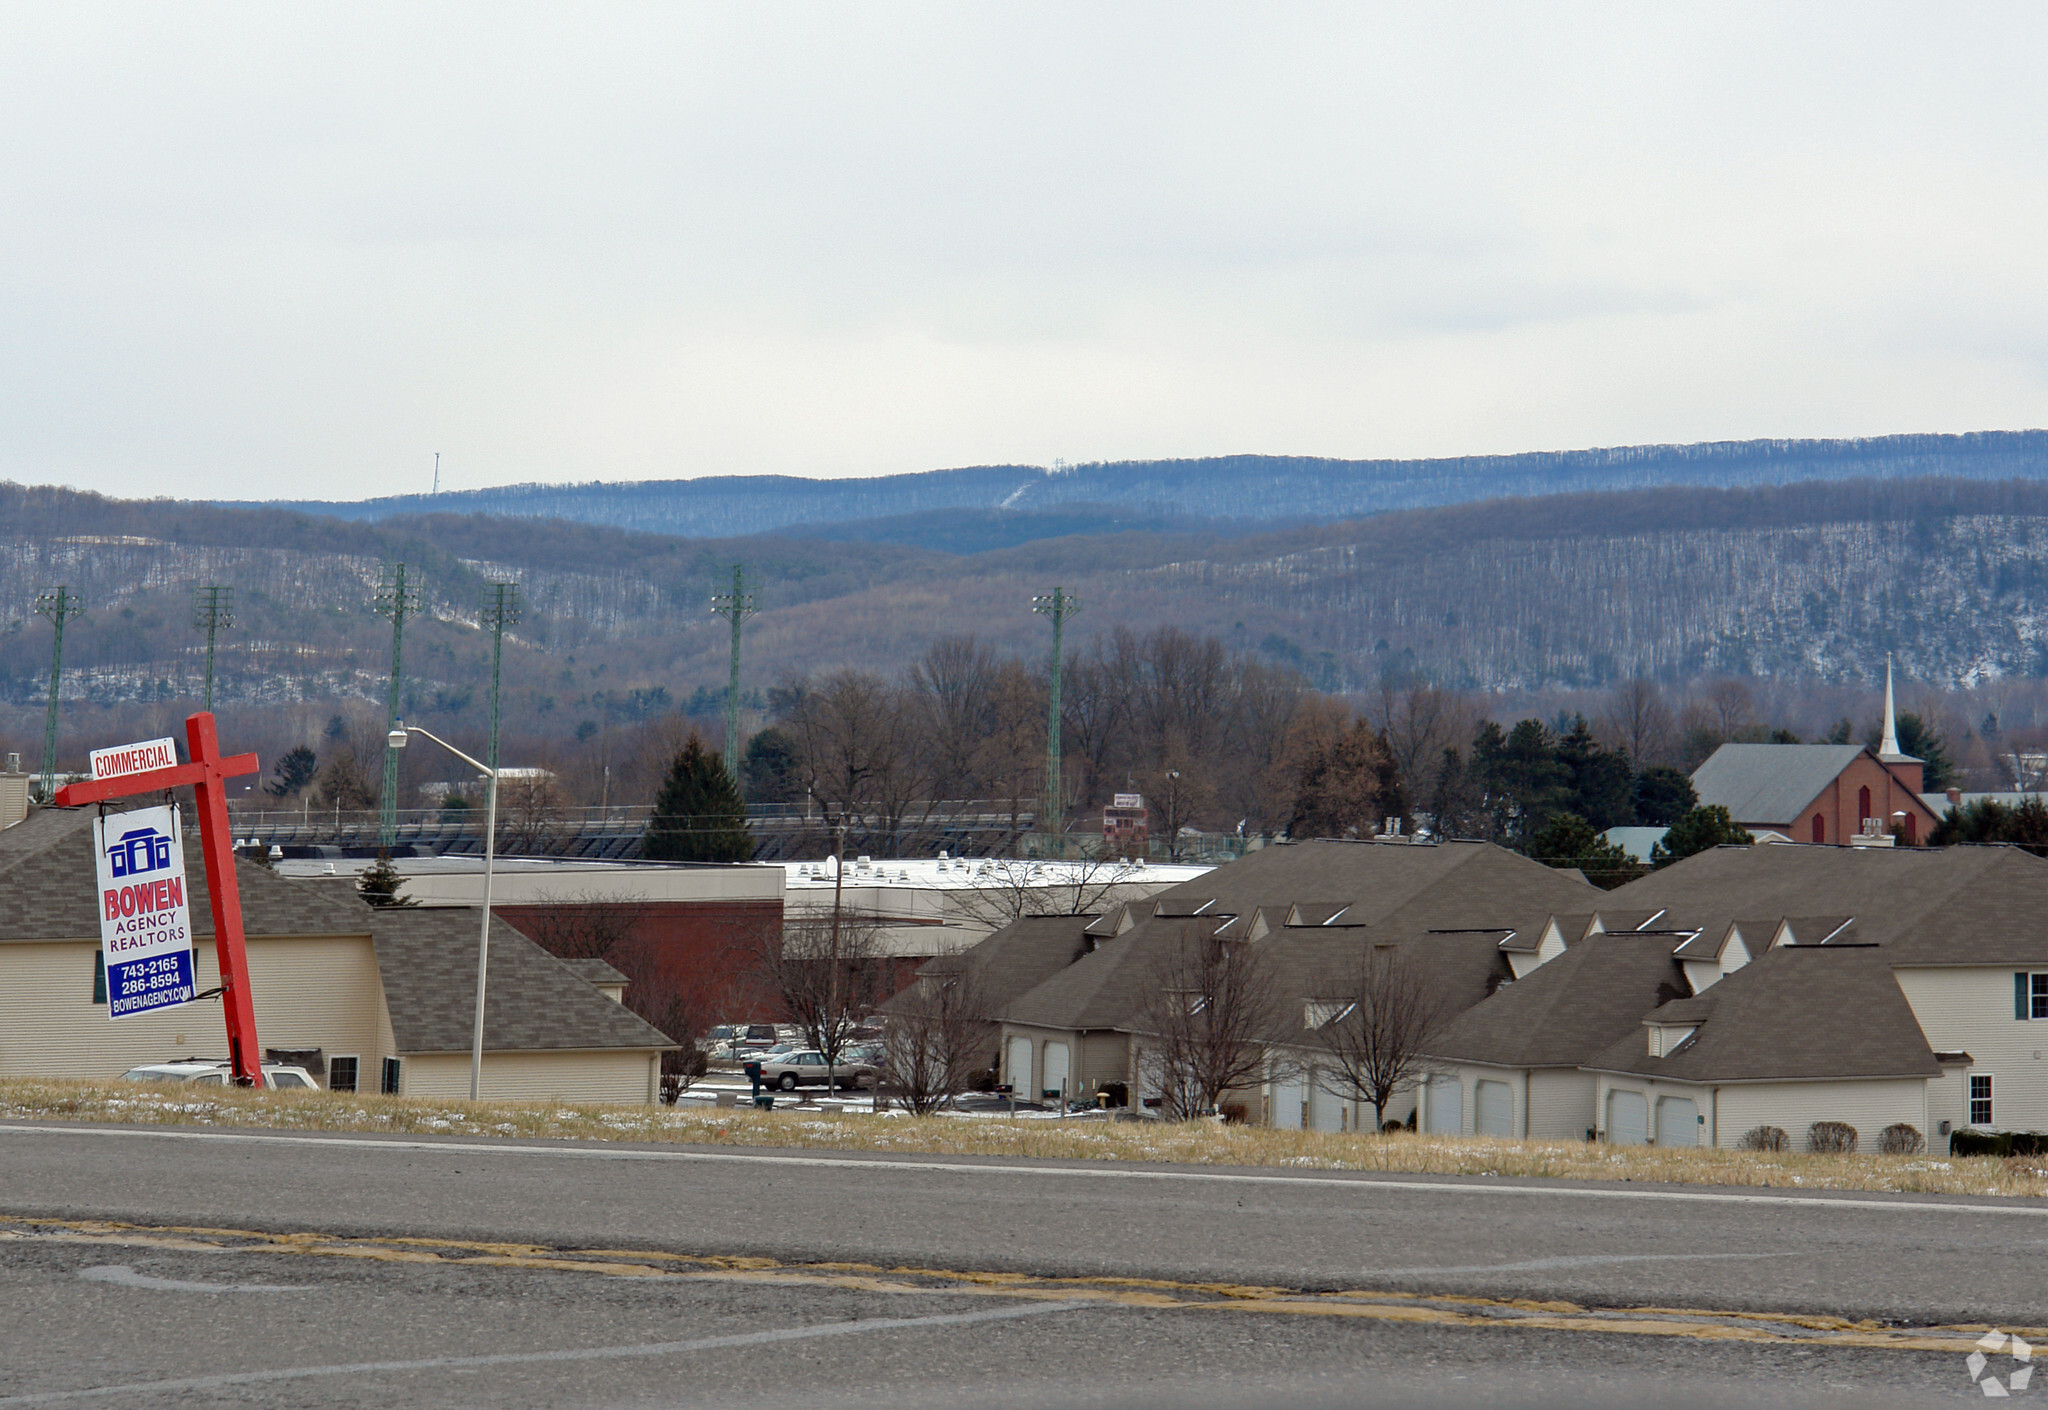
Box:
left=403, top=1050, right=658, bottom=1104
left=1894, top=968, right=2048, bottom=1132
left=1526, top=1068, right=1595, bottom=1140
left=0, top=935, right=387, bottom=1083
left=1715, top=1080, right=1929, bottom=1153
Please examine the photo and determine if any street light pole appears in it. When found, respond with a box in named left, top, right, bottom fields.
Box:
left=388, top=721, right=498, bottom=1100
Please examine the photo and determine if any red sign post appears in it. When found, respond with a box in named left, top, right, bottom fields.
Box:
left=56, top=712, right=265, bottom=1085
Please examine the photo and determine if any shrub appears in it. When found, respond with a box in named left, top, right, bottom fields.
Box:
left=1878, top=1123, right=1924, bottom=1155
left=1951, top=1130, right=2048, bottom=1158
left=1738, top=1125, right=1787, bottom=1152
left=1807, top=1121, right=1859, bottom=1154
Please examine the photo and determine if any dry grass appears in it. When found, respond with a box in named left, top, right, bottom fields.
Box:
left=4, top=1078, right=2046, bottom=1200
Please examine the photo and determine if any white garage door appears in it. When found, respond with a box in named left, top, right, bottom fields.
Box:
left=1608, top=1089, right=1648, bottom=1146
left=1657, top=1096, right=1699, bottom=1147
left=1042, top=1041, right=1071, bottom=1103
left=1006, top=1036, right=1033, bottom=1098
left=1308, top=1075, right=1347, bottom=1132
left=1271, top=1071, right=1308, bottom=1129
left=1475, top=1080, right=1514, bottom=1137
left=1426, top=1075, right=1462, bottom=1135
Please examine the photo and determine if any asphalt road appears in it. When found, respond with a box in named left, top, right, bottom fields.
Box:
left=1, top=1119, right=2042, bottom=1408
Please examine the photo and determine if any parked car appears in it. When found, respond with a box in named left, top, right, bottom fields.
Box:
left=117, top=1059, right=323, bottom=1089
left=754, top=1049, right=880, bottom=1091
left=734, top=1024, right=782, bottom=1055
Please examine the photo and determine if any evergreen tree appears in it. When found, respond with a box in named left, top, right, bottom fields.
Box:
left=1650, top=806, right=1753, bottom=868
left=1928, top=797, right=2048, bottom=856
left=1558, top=716, right=1636, bottom=829
left=1529, top=812, right=1647, bottom=891
left=643, top=734, right=754, bottom=863
left=741, top=726, right=802, bottom=804
left=357, top=850, right=417, bottom=908
left=1632, top=766, right=1697, bottom=826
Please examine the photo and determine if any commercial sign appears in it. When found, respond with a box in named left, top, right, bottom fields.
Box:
left=1111, top=793, right=1144, bottom=810
left=93, top=804, right=198, bottom=1019
left=90, top=737, right=179, bottom=782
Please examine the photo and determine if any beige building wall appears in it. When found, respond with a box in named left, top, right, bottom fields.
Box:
left=1893, top=968, right=2048, bottom=1133
left=401, top=1050, right=660, bottom=1104
left=1594, top=1072, right=1928, bottom=1153
left=0, top=934, right=388, bottom=1082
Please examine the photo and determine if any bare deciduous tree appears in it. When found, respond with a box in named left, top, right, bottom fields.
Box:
left=522, top=889, right=641, bottom=961
left=941, top=851, right=1144, bottom=932
left=1598, top=678, right=1675, bottom=766
left=746, top=905, right=891, bottom=1093
left=881, top=960, right=990, bottom=1115
left=1137, top=925, right=1287, bottom=1120
left=1310, top=944, right=1452, bottom=1131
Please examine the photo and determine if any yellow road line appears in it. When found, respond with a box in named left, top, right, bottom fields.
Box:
left=0, top=1214, right=2017, bottom=1356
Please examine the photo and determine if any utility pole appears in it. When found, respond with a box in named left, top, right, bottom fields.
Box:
left=33, top=586, right=85, bottom=803
left=710, top=564, right=757, bottom=786
left=374, top=563, right=425, bottom=849
left=432, top=452, right=441, bottom=495
left=480, top=582, right=520, bottom=773
left=192, top=584, right=233, bottom=713
left=1031, top=586, right=1081, bottom=853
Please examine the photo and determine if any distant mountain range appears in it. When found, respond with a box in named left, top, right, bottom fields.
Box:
left=9, top=470, right=2048, bottom=758
left=232, top=431, right=2048, bottom=551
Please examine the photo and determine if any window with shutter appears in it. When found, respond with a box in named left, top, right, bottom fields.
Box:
left=381, top=1057, right=402, bottom=1094
left=2034, top=974, right=2048, bottom=1020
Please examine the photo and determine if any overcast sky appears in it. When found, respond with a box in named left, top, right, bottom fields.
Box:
left=2, top=4, right=2044, bottom=502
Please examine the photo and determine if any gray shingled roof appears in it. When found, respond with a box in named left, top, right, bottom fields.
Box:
left=0, top=807, right=383, bottom=943
left=559, top=958, right=629, bottom=988
left=1586, top=946, right=1940, bottom=1083
left=1691, top=744, right=1868, bottom=826
left=370, top=908, right=673, bottom=1055
left=0, top=806, right=670, bottom=1056
left=884, top=913, right=1096, bottom=1018
left=1424, top=933, right=1690, bottom=1069
left=1602, top=840, right=2030, bottom=956
left=1000, top=840, right=1597, bottom=1034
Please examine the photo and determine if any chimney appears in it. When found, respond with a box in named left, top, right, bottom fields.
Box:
left=1947, top=787, right=1963, bottom=806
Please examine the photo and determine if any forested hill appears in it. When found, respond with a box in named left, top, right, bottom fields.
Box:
left=232, top=431, right=2048, bottom=544
left=12, top=475, right=2048, bottom=750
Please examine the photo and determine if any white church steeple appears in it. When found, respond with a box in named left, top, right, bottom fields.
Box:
left=1878, top=654, right=1915, bottom=762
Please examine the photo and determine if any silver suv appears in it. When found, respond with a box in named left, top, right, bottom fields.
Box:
left=118, top=1059, right=323, bottom=1089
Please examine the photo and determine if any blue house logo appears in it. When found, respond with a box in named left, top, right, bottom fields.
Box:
left=107, top=826, right=173, bottom=878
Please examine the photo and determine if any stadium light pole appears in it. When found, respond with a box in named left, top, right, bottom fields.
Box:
left=1031, top=587, right=1080, bottom=853
left=192, top=585, right=234, bottom=713
left=388, top=721, right=496, bottom=1101
left=33, top=586, right=85, bottom=804
left=710, top=565, right=757, bottom=786
left=375, top=563, right=425, bottom=849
